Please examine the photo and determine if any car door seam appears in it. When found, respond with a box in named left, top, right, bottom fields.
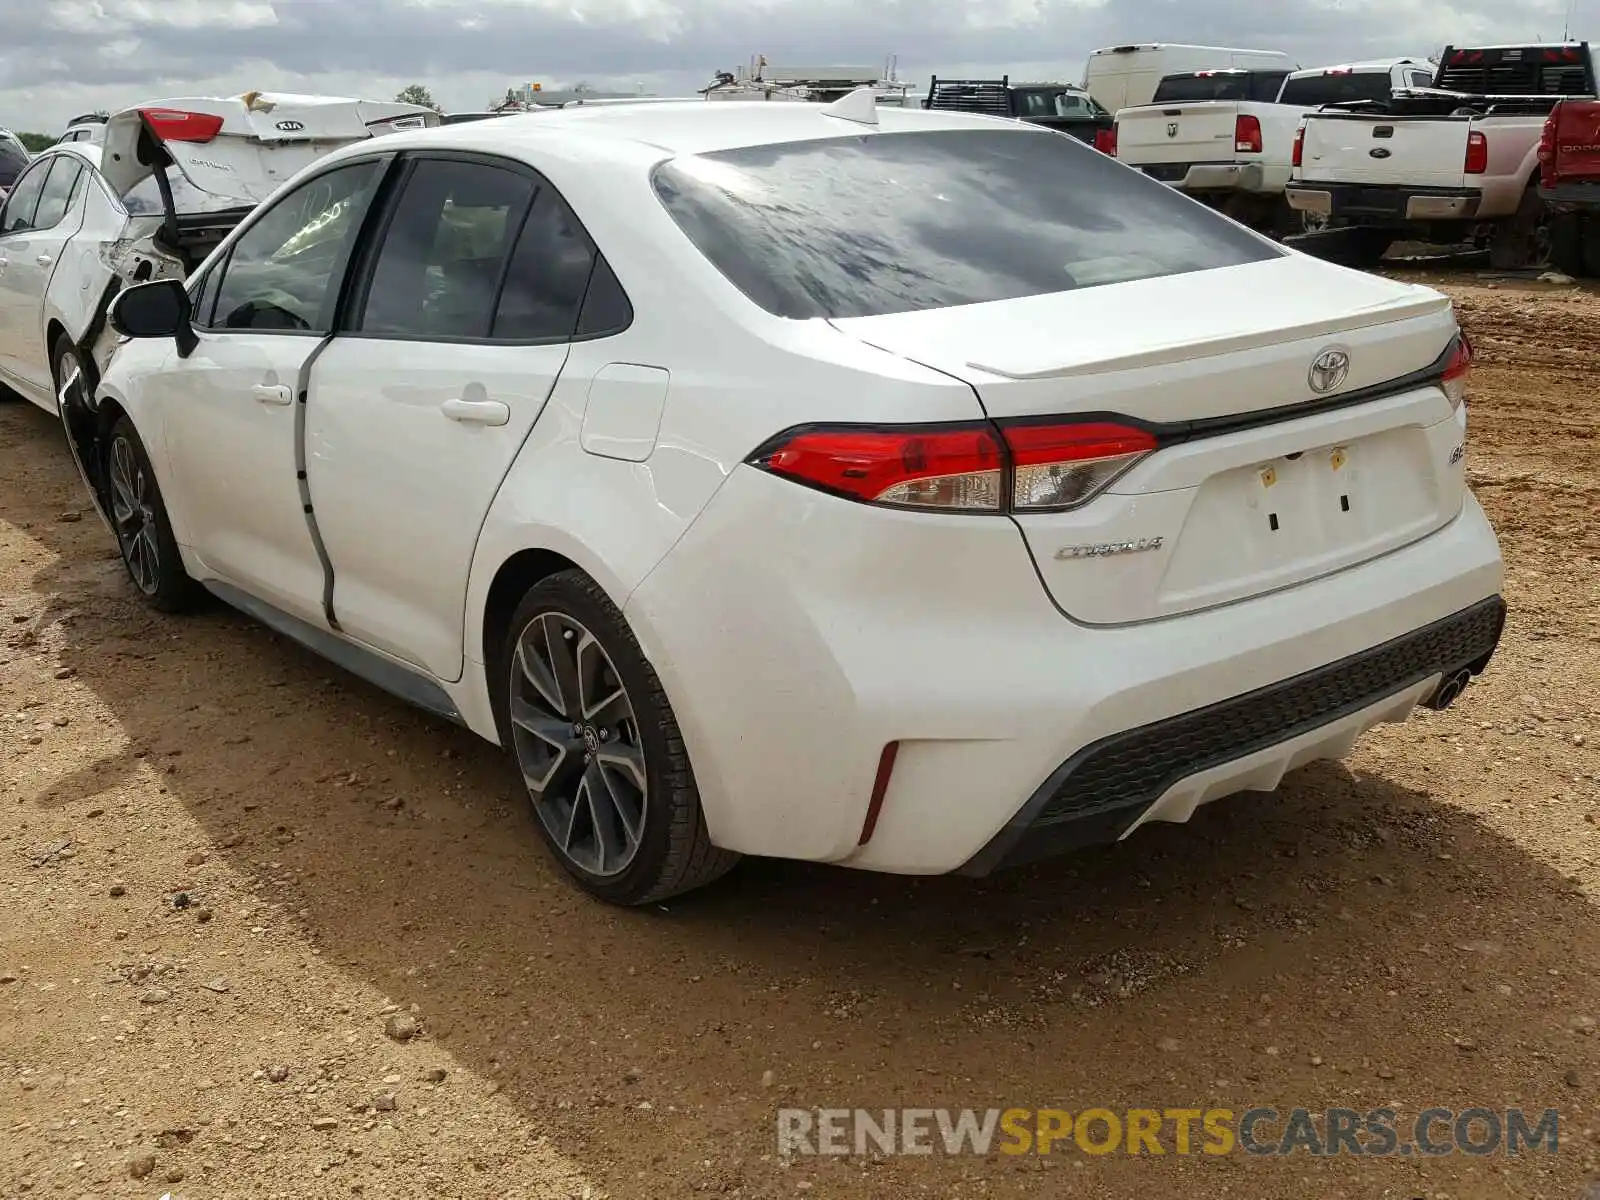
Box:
left=296, top=332, right=342, bottom=630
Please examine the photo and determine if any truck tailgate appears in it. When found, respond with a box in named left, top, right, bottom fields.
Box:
left=1118, top=101, right=1241, bottom=165
left=1299, top=114, right=1470, bottom=187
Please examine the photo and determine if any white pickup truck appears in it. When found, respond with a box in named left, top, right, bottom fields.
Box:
left=1286, top=43, right=1600, bottom=267
left=1113, top=58, right=1433, bottom=234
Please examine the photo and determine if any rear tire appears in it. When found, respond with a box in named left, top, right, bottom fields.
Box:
left=1488, top=185, right=1549, bottom=271
left=1581, top=213, right=1600, bottom=278
left=1549, top=211, right=1585, bottom=276
left=103, top=416, right=203, bottom=613
left=492, top=569, right=739, bottom=906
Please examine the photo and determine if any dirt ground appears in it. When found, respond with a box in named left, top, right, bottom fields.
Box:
left=2, top=273, right=1599, bottom=1200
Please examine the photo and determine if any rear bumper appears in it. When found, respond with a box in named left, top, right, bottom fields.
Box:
left=628, top=466, right=1505, bottom=876
left=1287, top=182, right=1482, bottom=222
left=961, top=593, right=1505, bottom=874
left=1139, top=161, right=1267, bottom=192
left=1538, top=180, right=1600, bottom=212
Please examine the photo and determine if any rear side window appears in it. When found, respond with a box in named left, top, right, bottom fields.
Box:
left=652, top=128, right=1278, bottom=321
left=1278, top=71, right=1398, bottom=106
left=32, top=159, right=83, bottom=231
left=491, top=188, right=599, bottom=341
left=355, top=158, right=538, bottom=340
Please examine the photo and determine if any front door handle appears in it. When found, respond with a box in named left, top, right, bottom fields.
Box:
left=440, top=397, right=510, bottom=426
left=251, top=384, right=293, bottom=406
left=35, top=253, right=53, bottom=267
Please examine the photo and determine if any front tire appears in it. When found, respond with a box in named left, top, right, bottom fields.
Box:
left=494, top=569, right=739, bottom=906
left=104, top=416, right=202, bottom=613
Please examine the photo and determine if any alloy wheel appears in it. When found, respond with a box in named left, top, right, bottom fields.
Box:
left=107, top=436, right=160, bottom=595
left=508, top=611, right=648, bottom=877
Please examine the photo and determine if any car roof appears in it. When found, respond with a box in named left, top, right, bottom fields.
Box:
left=35, top=142, right=102, bottom=169
left=317, top=99, right=1050, bottom=169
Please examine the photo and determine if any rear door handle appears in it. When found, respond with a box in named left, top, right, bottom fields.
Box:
left=440, top=397, right=510, bottom=426
left=251, top=384, right=293, bottom=406
left=35, top=254, right=53, bottom=267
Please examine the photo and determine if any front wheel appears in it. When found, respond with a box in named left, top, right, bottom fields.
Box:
left=104, top=417, right=203, bottom=613
left=494, top=569, right=739, bottom=906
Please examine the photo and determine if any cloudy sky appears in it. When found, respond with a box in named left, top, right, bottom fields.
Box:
left=1, top=0, right=1588, bottom=133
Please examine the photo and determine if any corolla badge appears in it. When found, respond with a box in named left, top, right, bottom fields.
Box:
left=1055, top=536, right=1164, bottom=560
left=1308, top=348, right=1350, bottom=394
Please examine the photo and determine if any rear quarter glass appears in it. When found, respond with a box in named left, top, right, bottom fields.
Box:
left=650, top=127, right=1281, bottom=321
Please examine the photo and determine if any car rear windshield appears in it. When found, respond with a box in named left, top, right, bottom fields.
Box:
left=650, top=128, right=1279, bottom=321
left=1278, top=71, right=1398, bottom=106
left=121, top=171, right=250, bottom=218
left=1152, top=71, right=1289, bottom=102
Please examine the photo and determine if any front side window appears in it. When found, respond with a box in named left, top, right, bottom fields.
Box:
left=209, top=161, right=380, bottom=333
left=1052, top=90, right=1102, bottom=117
left=653, top=128, right=1279, bottom=321
left=355, top=157, right=537, bottom=339
left=32, top=158, right=83, bottom=231
left=0, top=160, right=50, bottom=235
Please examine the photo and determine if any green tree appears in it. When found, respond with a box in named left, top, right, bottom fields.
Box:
left=16, top=132, right=56, bottom=153
left=394, top=85, right=441, bottom=113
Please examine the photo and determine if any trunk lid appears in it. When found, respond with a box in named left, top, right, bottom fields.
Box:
left=100, top=92, right=439, bottom=206
left=1298, top=111, right=1470, bottom=187
left=1117, top=101, right=1243, bottom=165
left=829, top=256, right=1466, bottom=624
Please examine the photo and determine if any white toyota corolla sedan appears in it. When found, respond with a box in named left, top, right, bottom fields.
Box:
left=65, top=93, right=1506, bottom=905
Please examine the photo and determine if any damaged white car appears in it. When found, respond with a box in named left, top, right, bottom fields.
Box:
left=0, top=92, right=436, bottom=417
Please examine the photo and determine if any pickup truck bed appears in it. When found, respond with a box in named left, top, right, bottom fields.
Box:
left=1287, top=43, right=1600, bottom=268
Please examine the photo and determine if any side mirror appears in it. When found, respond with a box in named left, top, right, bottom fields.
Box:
left=109, top=278, right=197, bottom=357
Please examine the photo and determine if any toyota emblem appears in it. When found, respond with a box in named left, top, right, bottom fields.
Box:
left=1308, top=348, right=1350, bottom=394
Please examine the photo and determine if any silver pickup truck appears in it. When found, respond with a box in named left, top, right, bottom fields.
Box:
left=1286, top=42, right=1600, bottom=267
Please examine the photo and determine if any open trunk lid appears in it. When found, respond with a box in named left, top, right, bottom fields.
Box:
left=100, top=92, right=438, bottom=206
left=829, top=255, right=1467, bottom=625
left=1117, top=101, right=1244, bottom=165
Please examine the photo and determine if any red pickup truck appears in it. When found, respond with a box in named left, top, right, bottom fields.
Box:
left=1538, top=97, right=1600, bottom=275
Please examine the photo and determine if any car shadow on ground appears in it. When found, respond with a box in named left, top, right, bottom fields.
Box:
left=5, top=399, right=1597, bottom=1196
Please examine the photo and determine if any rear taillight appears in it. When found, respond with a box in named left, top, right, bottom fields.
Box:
left=139, top=108, right=225, bottom=144
left=1235, top=114, right=1263, bottom=154
left=1442, top=330, right=1472, bottom=410
left=1464, top=130, right=1488, bottom=174
left=1538, top=110, right=1559, bottom=186
left=1003, top=421, right=1159, bottom=510
left=1096, top=125, right=1118, bottom=156
left=1292, top=124, right=1305, bottom=168
left=755, top=425, right=1004, bottom=511
left=750, top=419, right=1159, bottom=513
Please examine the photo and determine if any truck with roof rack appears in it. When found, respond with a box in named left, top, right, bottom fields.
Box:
left=1286, top=43, right=1600, bottom=268
left=923, top=76, right=1113, bottom=147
